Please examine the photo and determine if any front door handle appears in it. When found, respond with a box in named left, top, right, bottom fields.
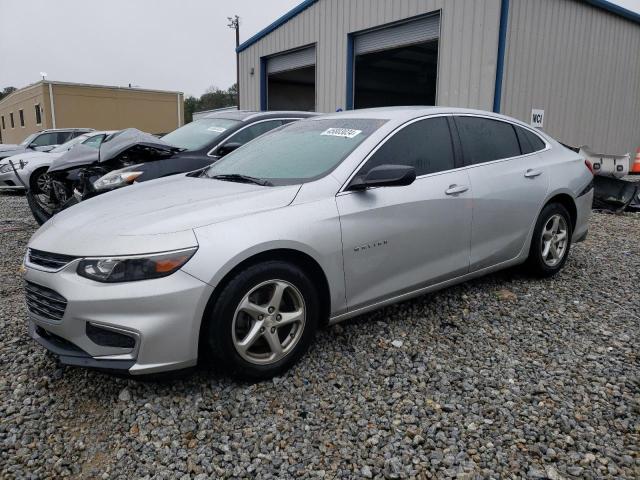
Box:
left=524, top=169, right=542, bottom=178
left=445, top=184, right=469, bottom=195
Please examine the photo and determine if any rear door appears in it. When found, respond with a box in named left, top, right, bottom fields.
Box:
left=453, top=116, right=550, bottom=271
left=337, top=116, right=472, bottom=310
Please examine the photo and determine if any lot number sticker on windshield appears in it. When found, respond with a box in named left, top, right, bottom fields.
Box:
left=321, top=128, right=362, bottom=139
left=207, top=126, right=227, bottom=133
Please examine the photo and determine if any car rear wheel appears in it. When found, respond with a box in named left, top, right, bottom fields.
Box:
left=203, top=261, right=319, bottom=380
left=527, top=202, right=572, bottom=277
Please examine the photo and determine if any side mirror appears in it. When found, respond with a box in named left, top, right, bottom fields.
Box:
left=348, top=164, right=416, bottom=191
left=216, top=142, right=242, bottom=157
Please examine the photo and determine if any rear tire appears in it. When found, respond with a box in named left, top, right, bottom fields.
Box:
left=526, top=202, right=572, bottom=277
left=203, top=261, right=319, bottom=380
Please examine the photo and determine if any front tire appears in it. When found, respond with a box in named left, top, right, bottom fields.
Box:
left=29, top=167, right=51, bottom=195
left=203, top=261, right=319, bottom=380
left=527, top=203, right=572, bottom=277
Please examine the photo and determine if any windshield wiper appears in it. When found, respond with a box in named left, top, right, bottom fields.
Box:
left=210, top=173, right=273, bottom=187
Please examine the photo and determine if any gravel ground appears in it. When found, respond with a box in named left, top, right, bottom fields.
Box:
left=1, top=191, right=638, bottom=479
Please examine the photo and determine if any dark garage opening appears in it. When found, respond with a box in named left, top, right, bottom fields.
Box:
left=267, top=66, right=316, bottom=111
left=354, top=40, right=438, bottom=109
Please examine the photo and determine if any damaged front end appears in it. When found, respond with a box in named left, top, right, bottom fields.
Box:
left=27, top=129, right=181, bottom=225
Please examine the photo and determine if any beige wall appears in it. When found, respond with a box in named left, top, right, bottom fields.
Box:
left=0, top=84, right=49, bottom=144
left=51, top=84, right=183, bottom=135
left=0, top=82, right=183, bottom=144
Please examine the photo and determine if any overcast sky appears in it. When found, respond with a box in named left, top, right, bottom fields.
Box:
left=1, top=0, right=639, bottom=98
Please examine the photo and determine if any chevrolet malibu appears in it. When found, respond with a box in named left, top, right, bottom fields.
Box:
left=24, top=107, right=594, bottom=379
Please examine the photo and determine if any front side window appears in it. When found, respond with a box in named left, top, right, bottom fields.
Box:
left=205, top=118, right=387, bottom=185
left=162, top=117, right=241, bottom=151
left=19, top=109, right=24, bottom=127
left=56, top=132, right=74, bottom=144
left=359, top=117, right=455, bottom=177
left=34, top=104, right=42, bottom=124
left=221, top=120, right=285, bottom=148
left=29, top=132, right=59, bottom=147
left=455, top=116, right=521, bottom=165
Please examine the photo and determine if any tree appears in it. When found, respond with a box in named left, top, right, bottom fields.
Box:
left=183, top=96, right=199, bottom=124
left=0, top=86, right=16, bottom=102
left=183, top=84, right=238, bottom=123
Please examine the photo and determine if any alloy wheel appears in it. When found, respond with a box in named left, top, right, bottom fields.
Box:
left=540, top=214, right=568, bottom=267
left=231, top=279, right=306, bottom=365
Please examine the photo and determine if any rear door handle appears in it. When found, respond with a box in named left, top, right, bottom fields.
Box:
left=445, top=184, right=469, bottom=195
left=524, top=169, right=542, bottom=178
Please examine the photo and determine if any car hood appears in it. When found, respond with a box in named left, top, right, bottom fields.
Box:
left=48, top=128, right=180, bottom=173
left=28, top=175, right=301, bottom=256
left=0, top=146, right=26, bottom=158
left=0, top=150, right=61, bottom=165
left=0, top=143, right=21, bottom=151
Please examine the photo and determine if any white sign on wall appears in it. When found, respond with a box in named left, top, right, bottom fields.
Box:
left=531, top=109, right=544, bottom=128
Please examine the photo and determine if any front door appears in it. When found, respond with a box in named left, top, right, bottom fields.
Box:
left=337, top=116, right=472, bottom=311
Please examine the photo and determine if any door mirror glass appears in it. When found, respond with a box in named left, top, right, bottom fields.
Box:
left=217, top=142, right=242, bottom=157
left=348, top=164, right=416, bottom=191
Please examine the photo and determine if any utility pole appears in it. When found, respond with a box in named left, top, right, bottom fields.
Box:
left=228, top=15, right=240, bottom=110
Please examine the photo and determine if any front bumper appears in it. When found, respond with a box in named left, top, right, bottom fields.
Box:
left=0, top=169, right=25, bottom=189
left=24, top=262, right=214, bottom=375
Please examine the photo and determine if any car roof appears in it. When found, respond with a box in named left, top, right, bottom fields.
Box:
left=40, top=128, right=94, bottom=133
left=310, top=106, right=537, bottom=130
left=202, top=110, right=317, bottom=122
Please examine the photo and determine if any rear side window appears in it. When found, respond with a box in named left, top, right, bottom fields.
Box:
left=225, top=120, right=284, bottom=146
left=361, top=117, right=455, bottom=177
left=515, top=126, right=546, bottom=154
left=455, top=117, right=521, bottom=165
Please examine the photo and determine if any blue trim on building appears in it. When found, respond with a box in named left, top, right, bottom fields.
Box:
left=237, top=0, right=318, bottom=53
left=345, top=34, right=354, bottom=110
left=260, top=57, right=268, bottom=111
left=493, top=0, right=510, bottom=113
left=583, top=0, right=640, bottom=25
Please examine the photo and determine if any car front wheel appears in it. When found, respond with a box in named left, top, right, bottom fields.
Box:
left=527, top=202, right=573, bottom=277
left=203, top=260, right=319, bottom=380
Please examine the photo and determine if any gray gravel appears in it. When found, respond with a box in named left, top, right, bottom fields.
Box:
left=1, top=191, right=639, bottom=479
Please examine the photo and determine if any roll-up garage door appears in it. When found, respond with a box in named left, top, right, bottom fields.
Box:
left=352, top=14, right=440, bottom=109
left=267, top=46, right=316, bottom=74
left=266, top=46, right=316, bottom=111
left=354, top=14, right=440, bottom=55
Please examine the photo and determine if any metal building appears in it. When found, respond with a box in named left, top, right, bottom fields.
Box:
left=237, top=0, right=640, bottom=155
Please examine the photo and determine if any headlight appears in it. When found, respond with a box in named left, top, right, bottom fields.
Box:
left=0, top=160, right=28, bottom=172
left=76, top=247, right=197, bottom=283
left=93, top=165, right=144, bottom=191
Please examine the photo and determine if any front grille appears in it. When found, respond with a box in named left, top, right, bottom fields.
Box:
left=28, top=248, right=78, bottom=270
left=25, top=281, right=68, bottom=321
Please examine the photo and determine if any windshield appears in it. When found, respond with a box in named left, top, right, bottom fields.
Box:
left=49, top=134, right=90, bottom=153
left=19, top=133, right=38, bottom=146
left=162, top=117, right=241, bottom=150
left=204, top=118, right=386, bottom=185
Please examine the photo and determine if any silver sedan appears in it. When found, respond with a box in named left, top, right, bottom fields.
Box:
left=23, top=107, right=593, bottom=379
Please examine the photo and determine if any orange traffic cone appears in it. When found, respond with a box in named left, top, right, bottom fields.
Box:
left=631, top=148, right=640, bottom=174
